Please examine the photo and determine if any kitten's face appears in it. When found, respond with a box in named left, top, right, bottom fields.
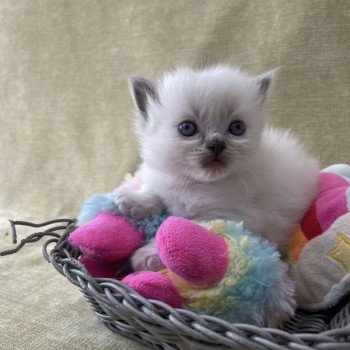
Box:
left=130, top=66, right=273, bottom=182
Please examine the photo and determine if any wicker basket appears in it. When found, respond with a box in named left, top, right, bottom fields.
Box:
left=2, top=219, right=350, bottom=350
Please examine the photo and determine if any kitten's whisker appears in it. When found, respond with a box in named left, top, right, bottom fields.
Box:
left=173, top=163, right=193, bottom=193
left=233, top=161, right=250, bottom=198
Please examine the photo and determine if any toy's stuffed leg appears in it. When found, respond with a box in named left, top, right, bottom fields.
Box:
left=79, top=256, right=121, bottom=279
left=156, top=217, right=229, bottom=285
left=123, top=271, right=184, bottom=307
left=69, top=211, right=144, bottom=277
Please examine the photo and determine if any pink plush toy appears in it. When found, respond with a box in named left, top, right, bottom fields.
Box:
left=286, top=164, right=350, bottom=310
left=69, top=210, right=295, bottom=325
left=122, top=217, right=230, bottom=308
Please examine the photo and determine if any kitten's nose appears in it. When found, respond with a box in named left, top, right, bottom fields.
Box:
left=206, top=139, right=227, bottom=156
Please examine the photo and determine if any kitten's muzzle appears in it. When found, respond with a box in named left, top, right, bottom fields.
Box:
left=205, top=139, right=227, bottom=156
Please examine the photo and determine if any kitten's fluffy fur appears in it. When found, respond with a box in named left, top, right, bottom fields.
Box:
left=116, top=65, right=320, bottom=269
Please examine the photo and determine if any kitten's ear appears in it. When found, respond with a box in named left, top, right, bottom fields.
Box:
left=129, top=76, right=158, bottom=120
left=254, top=68, right=278, bottom=103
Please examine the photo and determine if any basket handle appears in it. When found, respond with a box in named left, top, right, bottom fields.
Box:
left=0, top=218, right=75, bottom=257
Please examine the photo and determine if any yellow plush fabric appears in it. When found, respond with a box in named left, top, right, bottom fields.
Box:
left=0, top=1, right=349, bottom=349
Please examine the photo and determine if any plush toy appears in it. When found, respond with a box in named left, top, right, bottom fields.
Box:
left=286, top=164, right=350, bottom=310
left=122, top=217, right=295, bottom=326
left=69, top=175, right=295, bottom=326
left=69, top=163, right=350, bottom=324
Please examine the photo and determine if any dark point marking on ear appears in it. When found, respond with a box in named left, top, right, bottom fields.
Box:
left=255, top=68, right=278, bottom=103
left=129, top=76, right=159, bottom=120
left=257, top=77, right=271, bottom=98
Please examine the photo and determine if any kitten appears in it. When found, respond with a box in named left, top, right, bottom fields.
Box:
left=116, top=65, right=320, bottom=270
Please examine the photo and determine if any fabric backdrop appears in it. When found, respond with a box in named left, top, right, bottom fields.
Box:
left=0, top=1, right=349, bottom=349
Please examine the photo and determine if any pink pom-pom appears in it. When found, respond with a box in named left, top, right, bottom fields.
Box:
left=156, top=216, right=229, bottom=285
left=69, top=211, right=143, bottom=262
left=122, top=271, right=184, bottom=308
left=316, top=173, right=349, bottom=232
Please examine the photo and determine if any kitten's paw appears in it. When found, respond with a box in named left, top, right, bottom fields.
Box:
left=116, top=191, right=145, bottom=219
left=131, top=239, right=165, bottom=272
left=115, top=189, right=164, bottom=220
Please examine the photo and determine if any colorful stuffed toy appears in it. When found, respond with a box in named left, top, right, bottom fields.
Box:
left=70, top=164, right=350, bottom=323
left=69, top=175, right=295, bottom=326
left=286, top=164, right=350, bottom=310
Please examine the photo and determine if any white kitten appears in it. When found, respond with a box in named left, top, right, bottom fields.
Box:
left=116, top=65, right=320, bottom=270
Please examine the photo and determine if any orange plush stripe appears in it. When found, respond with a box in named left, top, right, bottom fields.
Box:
left=159, top=269, right=210, bottom=298
left=289, top=226, right=309, bottom=262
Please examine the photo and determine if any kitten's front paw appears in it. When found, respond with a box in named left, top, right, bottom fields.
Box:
left=116, top=191, right=147, bottom=219
left=115, top=190, right=164, bottom=220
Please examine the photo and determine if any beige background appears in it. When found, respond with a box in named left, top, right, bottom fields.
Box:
left=0, top=1, right=349, bottom=349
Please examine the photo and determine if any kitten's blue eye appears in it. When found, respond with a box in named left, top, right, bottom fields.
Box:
left=229, top=121, right=246, bottom=136
left=178, top=121, right=197, bottom=137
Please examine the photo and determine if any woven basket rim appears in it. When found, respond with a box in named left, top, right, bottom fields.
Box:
left=3, top=218, right=350, bottom=350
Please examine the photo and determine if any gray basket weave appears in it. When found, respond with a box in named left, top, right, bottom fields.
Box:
left=2, top=219, right=350, bottom=350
